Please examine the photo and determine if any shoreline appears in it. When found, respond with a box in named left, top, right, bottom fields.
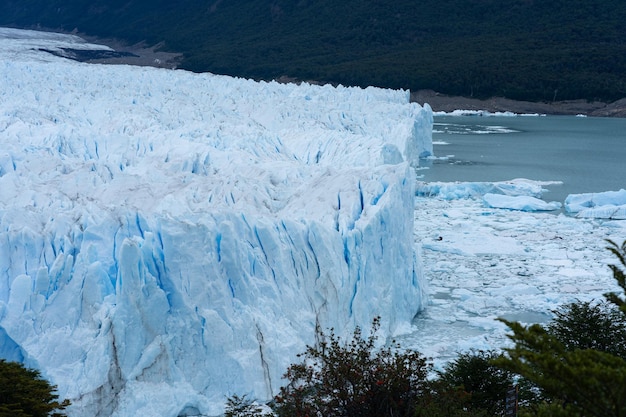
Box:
left=76, top=33, right=183, bottom=69
left=411, top=89, right=626, bottom=118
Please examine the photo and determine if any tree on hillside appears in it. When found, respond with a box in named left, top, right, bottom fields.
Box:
left=0, top=360, right=70, bottom=417
left=495, top=240, right=626, bottom=417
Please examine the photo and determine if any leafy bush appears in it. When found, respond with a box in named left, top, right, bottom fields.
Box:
left=413, top=379, right=485, bottom=417
left=547, top=300, right=626, bottom=358
left=0, top=360, right=70, bottom=417
left=272, top=316, right=429, bottom=417
left=436, top=349, right=515, bottom=415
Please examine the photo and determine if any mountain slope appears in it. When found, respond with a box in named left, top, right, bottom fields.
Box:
left=1, top=0, right=625, bottom=101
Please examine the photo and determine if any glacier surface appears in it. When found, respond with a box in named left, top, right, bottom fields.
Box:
left=0, top=28, right=432, bottom=416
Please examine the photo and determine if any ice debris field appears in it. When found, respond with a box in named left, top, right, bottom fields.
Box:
left=1, top=27, right=626, bottom=417
left=407, top=181, right=626, bottom=367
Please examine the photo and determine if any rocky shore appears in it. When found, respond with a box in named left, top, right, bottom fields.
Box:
left=411, top=89, right=626, bottom=118
left=72, top=33, right=183, bottom=69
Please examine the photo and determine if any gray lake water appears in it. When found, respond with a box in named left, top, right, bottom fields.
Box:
left=421, top=115, right=626, bottom=203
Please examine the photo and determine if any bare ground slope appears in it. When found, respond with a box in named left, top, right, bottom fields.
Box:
left=411, top=90, right=626, bottom=118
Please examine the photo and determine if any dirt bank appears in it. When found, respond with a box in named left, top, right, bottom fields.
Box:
left=72, top=33, right=183, bottom=69
left=411, top=90, right=626, bottom=118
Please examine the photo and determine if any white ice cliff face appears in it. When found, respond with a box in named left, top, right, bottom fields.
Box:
left=0, top=28, right=432, bottom=417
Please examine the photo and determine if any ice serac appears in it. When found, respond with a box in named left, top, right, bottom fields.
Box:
left=0, top=28, right=430, bottom=417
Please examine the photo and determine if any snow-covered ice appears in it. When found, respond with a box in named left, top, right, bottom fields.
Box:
left=0, top=28, right=431, bottom=417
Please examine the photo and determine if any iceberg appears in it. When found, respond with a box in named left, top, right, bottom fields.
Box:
left=416, top=179, right=562, bottom=212
left=433, top=110, right=544, bottom=117
left=416, top=179, right=561, bottom=200
left=482, top=194, right=561, bottom=212
left=0, top=28, right=431, bottom=416
left=565, top=189, right=626, bottom=219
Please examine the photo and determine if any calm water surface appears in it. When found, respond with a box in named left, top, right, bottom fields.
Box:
left=421, top=115, right=626, bottom=203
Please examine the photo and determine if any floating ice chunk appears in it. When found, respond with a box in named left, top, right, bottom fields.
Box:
left=565, top=189, right=626, bottom=210
left=574, top=207, right=626, bottom=220
left=565, top=189, right=626, bottom=219
left=434, top=109, right=544, bottom=117
left=483, top=193, right=561, bottom=212
left=416, top=179, right=560, bottom=200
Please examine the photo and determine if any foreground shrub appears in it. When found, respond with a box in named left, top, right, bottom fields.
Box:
left=272, top=316, right=429, bottom=417
left=437, top=349, right=516, bottom=416
left=547, top=300, right=626, bottom=358
left=413, top=379, right=486, bottom=417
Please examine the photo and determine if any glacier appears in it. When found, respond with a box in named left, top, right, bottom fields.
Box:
left=0, top=28, right=432, bottom=416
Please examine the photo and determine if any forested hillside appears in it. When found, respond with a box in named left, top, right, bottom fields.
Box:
left=2, top=0, right=625, bottom=101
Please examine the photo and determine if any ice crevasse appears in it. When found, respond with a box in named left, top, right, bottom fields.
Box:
left=0, top=29, right=432, bottom=417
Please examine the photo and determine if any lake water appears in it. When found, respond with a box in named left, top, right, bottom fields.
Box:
left=420, top=115, right=626, bottom=203
left=406, top=114, right=626, bottom=366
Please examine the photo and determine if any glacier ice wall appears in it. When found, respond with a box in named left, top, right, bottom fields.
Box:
left=0, top=28, right=431, bottom=416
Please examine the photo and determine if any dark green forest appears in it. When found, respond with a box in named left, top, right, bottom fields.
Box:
left=1, top=0, right=625, bottom=102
